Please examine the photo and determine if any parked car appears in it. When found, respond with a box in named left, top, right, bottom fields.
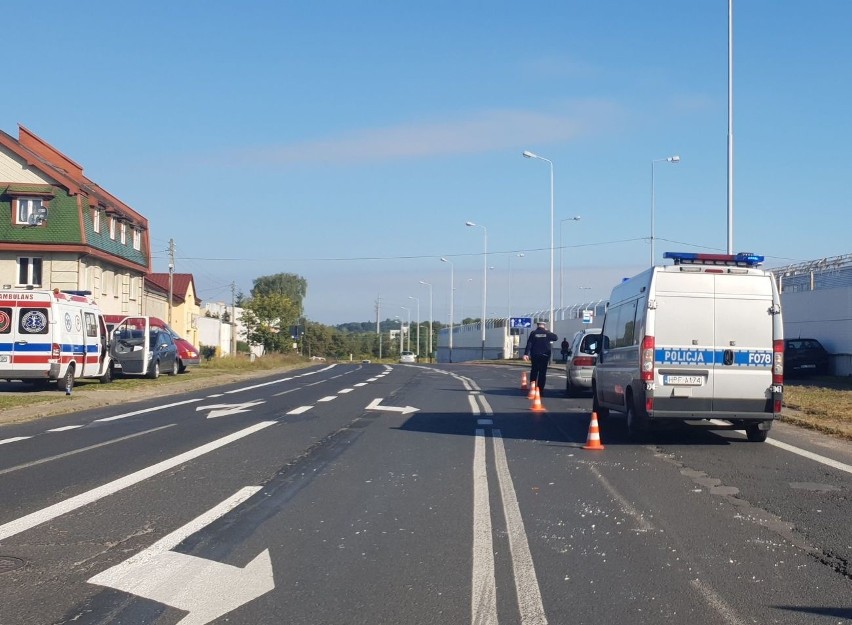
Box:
left=111, top=319, right=178, bottom=379
left=105, top=315, right=200, bottom=374
left=785, top=338, right=831, bottom=377
left=399, top=351, right=417, bottom=364
left=565, top=328, right=602, bottom=397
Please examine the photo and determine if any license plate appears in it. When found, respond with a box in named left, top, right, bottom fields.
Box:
left=663, top=375, right=703, bottom=386
left=0, top=355, right=8, bottom=363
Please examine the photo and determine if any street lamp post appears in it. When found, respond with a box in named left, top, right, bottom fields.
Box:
left=523, top=150, right=555, bottom=327
left=651, top=155, right=680, bottom=266
left=400, top=306, right=411, bottom=352
left=419, top=281, right=433, bottom=362
left=465, top=221, right=488, bottom=360
left=559, top=216, right=581, bottom=309
left=440, top=257, right=454, bottom=362
left=408, top=296, right=420, bottom=357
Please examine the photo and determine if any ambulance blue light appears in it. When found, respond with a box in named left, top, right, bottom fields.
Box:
left=663, top=252, right=765, bottom=267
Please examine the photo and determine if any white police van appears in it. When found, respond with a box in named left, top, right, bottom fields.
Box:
left=591, top=252, right=784, bottom=442
left=0, top=288, right=114, bottom=391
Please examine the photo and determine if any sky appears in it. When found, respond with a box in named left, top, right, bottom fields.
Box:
left=3, top=1, right=851, bottom=325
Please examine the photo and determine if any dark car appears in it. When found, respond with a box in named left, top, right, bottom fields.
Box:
left=785, top=338, right=831, bottom=377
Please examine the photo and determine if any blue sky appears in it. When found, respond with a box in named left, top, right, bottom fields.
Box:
left=4, top=2, right=850, bottom=325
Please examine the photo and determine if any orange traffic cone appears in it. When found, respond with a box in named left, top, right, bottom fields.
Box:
left=530, top=386, right=546, bottom=412
left=521, top=371, right=528, bottom=391
left=527, top=380, right=536, bottom=400
left=582, top=412, right=605, bottom=450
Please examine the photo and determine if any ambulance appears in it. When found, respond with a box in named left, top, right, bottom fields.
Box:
left=591, top=252, right=784, bottom=442
left=0, top=288, right=114, bottom=391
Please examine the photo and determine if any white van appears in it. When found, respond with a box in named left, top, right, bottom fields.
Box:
left=591, top=252, right=784, bottom=442
left=0, top=289, right=114, bottom=391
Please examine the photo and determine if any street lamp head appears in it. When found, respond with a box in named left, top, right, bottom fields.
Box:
left=440, top=257, right=451, bottom=264
left=465, top=221, right=476, bottom=227
left=522, top=150, right=537, bottom=159
left=669, top=155, right=681, bottom=163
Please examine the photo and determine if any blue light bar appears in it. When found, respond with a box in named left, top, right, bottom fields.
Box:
left=663, top=251, right=765, bottom=267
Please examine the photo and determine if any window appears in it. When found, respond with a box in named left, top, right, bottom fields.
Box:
left=130, top=276, right=140, bottom=301
left=17, top=257, right=43, bottom=287
left=114, top=274, right=121, bottom=298
left=109, top=217, right=116, bottom=240
left=133, top=228, right=141, bottom=250
left=120, top=222, right=127, bottom=245
left=84, top=312, right=98, bottom=338
left=93, top=209, right=101, bottom=233
left=14, top=197, right=46, bottom=226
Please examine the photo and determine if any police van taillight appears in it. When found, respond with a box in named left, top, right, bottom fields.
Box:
left=641, top=336, right=655, bottom=381
left=772, top=339, right=784, bottom=384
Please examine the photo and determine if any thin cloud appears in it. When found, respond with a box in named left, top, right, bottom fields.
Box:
left=231, top=102, right=623, bottom=165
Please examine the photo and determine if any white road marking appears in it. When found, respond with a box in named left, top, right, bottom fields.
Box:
left=476, top=394, right=494, bottom=416
left=472, top=429, right=498, bottom=625
left=588, top=464, right=654, bottom=532
left=338, top=388, right=354, bottom=394
left=317, top=396, right=337, bottom=402
left=0, top=425, right=176, bottom=477
left=0, top=436, right=32, bottom=446
left=767, top=438, right=852, bottom=475
left=0, top=421, right=276, bottom=542
left=95, top=398, right=203, bottom=423
left=354, top=382, right=368, bottom=387
left=48, top=425, right=84, bottom=432
left=468, top=395, right=481, bottom=416
left=287, top=406, right=313, bottom=415
left=689, top=578, right=749, bottom=625
left=492, top=429, right=548, bottom=625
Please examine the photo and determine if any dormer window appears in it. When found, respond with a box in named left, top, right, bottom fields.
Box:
left=109, top=216, right=116, bottom=240
left=93, top=208, right=101, bottom=233
left=13, top=197, right=47, bottom=226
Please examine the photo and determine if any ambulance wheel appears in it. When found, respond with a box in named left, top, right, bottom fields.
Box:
left=625, top=394, right=649, bottom=441
left=99, top=362, right=114, bottom=384
left=59, top=366, right=74, bottom=392
left=147, top=360, right=160, bottom=379
left=745, top=423, right=769, bottom=442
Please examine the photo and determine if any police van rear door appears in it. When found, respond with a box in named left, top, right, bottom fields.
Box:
left=712, top=273, right=775, bottom=414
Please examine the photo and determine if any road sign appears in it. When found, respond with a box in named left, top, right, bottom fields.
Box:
left=509, top=317, right=532, bottom=328
left=582, top=310, right=593, bottom=324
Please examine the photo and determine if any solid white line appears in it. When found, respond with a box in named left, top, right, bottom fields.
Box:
left=287, top=406, right=312, bottom=415
left=468, top=395, right=481, bottom=416
left=492, top=429, right=548, bottom=625
left=0, top=436, right=32, bottom=446
left=472, top=429, right=498, bottom=625
left=689, top=579, right=749, bottom=625
left=317, top=396, right=337, bottom=402
left=588, top=465, right=654, bottom=532
left=0, top=425, right=176, bottom=477
left=48, top=426, right=85, bottom=432
left=477, top=395, right=494, bottom=416
left=0, top=421, right=276, bottom=542
left=767, top=438, right=852, bottom=475
left=95, top=398, right=203, bottom=423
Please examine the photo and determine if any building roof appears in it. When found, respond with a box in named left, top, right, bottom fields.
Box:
left=145, top=273, right=202, bottom=305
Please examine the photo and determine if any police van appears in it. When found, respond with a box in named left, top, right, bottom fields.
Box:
left=0, top=289, right=114, bottom=391
left=591, top=252, right=784, bottom=442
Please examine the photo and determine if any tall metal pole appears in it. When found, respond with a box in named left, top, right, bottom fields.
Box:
left=727, top=0, right=734, bottom=254
left=522, top=151, right=554, bottom=327
left=400, top=306, right=411, bottom=352
left=420, top=281, right=432, bottom=363
left=441, top=257, right=454, bottom=363
left=408, top=296, right=420, bottom=357
left=559, top=217, right=580, bottom=309
left=466, top=222, right=487, bottom=359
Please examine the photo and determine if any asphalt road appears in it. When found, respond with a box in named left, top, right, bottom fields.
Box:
left=0, top=362, right=850, bottom=625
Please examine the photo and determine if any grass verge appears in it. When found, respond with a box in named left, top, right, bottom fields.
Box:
left=782, top=376, right=852, bottom=440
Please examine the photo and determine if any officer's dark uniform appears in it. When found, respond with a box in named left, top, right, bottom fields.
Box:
left=524, top=323, right=558, bottom=392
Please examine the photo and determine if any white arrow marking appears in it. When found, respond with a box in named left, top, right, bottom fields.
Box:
left=196, top=400, right=265, bottom=419
left=89, top=487, right=274, bottom=625
left=366, top=398, right=419, bottom=415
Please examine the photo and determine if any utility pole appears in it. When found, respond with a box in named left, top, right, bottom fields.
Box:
left=230, top=281, right=237, bottom=357
left=167, top=238, right=175, bottom=326
left=375, top=296, right=382, bottom=360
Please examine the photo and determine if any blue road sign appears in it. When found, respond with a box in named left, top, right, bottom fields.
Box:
left=509, top=317, right=533, bottom=328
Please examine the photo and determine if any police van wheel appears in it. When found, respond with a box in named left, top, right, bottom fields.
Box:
left=745, top=423, right=769, bottom=442
left=58, top=366, right=74, bottom=393
left=592, top=386, right=609, bottom=419
left=625, top=396, right=648, bottom=440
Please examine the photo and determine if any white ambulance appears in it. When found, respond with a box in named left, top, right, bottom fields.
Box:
left=0, top=289, right=114, bottom=391
left=591, top=252, right=784, bottom=442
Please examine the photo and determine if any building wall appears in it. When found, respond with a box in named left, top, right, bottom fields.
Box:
left=781, top=286, right=852, bottom=375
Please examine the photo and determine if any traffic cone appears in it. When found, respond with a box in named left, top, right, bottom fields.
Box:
left=530, top=386, right=546, bottom=412
left=521, top=372, right=528, bottom=391
left=527, top=380, right=536, bottom=400
left=582, top=412, right=605, bottom=450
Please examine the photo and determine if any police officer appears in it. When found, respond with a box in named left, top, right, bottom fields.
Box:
left=523, top=320, right=558, bottom=393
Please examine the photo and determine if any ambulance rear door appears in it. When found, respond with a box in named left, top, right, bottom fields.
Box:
left=0, top=294, right=53, bottom=379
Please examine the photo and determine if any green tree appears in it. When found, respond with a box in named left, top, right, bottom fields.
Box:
left=241, top=292, right=300, bottom=352
left=251, top=273, right=307, bottom=314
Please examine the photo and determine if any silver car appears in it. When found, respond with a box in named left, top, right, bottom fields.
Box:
left=565, top=328, right=602, bottom=397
